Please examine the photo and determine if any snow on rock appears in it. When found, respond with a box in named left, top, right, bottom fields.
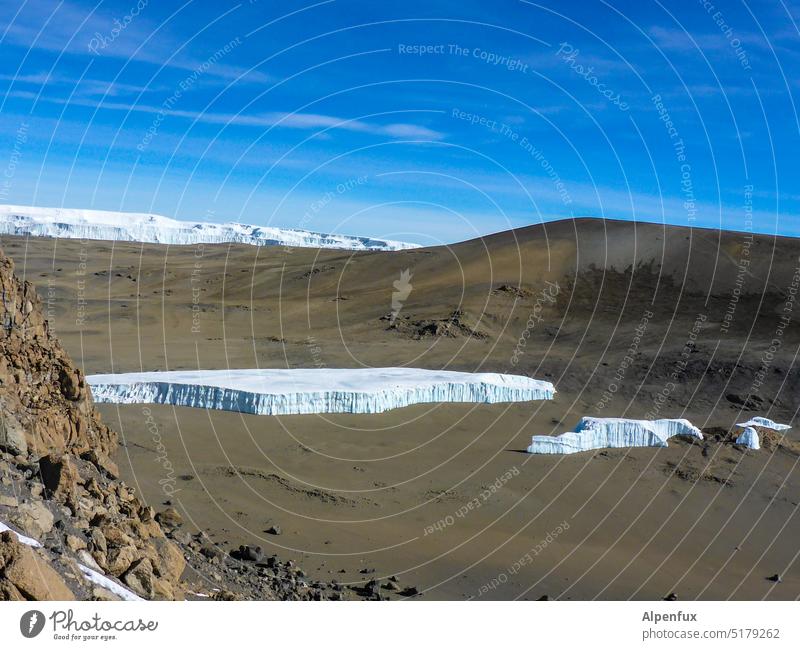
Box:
left=0, top=204, right=419, bottom=251
left=0, top=520, right=42, bottom=548
left=527, top=417, right=703, bottom=455
left=87, top=368, right=555, bottom=415
left=77, top=564, right=144, bottom=601
left=735, top=426, right=760, bottom=450
left=1, top=519, right=143, bottom=600
left=735, top=417, right=791, bottom=431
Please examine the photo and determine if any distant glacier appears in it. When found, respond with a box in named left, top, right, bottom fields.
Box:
left=0, top=205, right=419, bottom=251
left=87, top=368, right=555, bottom=415
left=527, top=417, right=703, bottom=454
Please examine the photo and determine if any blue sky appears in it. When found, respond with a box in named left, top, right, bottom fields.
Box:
left=1, top=0, right=799, bottom=244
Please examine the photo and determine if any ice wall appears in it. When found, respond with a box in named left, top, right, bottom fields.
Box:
left=0, top=205, right=419, bottom=251
left=735, top=426, right=760, bottom=450
left=87, top=368, right=555, bottom=416
left=527, top=417, right=703, bottom=455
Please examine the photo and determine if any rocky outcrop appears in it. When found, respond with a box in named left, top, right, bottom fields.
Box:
left=0, top=247, right=183, bottom=600
left=0, top=253, right=116, bottom=459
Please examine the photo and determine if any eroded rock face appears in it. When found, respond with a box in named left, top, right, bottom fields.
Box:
left=0, top=254, right=116, bottom=459
left=0, top=248, right=184, bottom=600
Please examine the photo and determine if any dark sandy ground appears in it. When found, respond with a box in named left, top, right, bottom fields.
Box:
left=2, top=217, right=799, bottom=599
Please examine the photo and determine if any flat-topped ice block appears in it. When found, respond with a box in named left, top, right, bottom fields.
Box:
left=527, top=417, right=703, bottom=455
left=87, top=368, right=555, bottom=415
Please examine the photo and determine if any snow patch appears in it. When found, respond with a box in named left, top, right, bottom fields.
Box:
left=87, top=368, right=555, bottom=415
left=735, top=417, right=791, bottom=431
left=0, top=204, right=419, bottom=251
left=735, top=426, right=760, bottom=450
left=527, top=417, right=703, bottom=455
left=77, top=564, right=144, bottom=601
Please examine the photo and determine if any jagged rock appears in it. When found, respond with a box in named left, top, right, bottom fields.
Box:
left=0, top=410, right=27, bottom=456
left=150, top=537, right=185, bottom=582
left=8, top=500, right=54, bottom=538
left=77, top=549, right=103, bottom=573
left=38, top=454, right=81, bottom=500
left=89, top=528, right=108, bottom=555
left=124, top=558, right=155, bottom=598
left=80, top=449, right=119, bottom=479
left=0, top=531, right=74, bottom=600
left=106, top=545, right=139, bottom=576
left=58, top=367, right=83, bottom=401
left=155, top=507, right=183, bottom=529
left=0, top=252, right=116, bottom=460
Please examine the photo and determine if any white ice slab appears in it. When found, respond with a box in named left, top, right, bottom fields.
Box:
left=87, top=368, right=555, bottom=415
left=0, top=519, right=142, bottom=600
left=735, top=417, right=791, bottom=431
left=527, top=417, right=703, bottom=455
left=735, top=426, right=760, bottom=450
left=0, top=204, right=419, bottom=251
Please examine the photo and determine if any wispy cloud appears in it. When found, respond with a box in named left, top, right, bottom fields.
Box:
left=648, top=25, right=765, bottom=54
left=0, top=71, right=160, bottom=96
left=0, top=0, right=269, bottom=84
left=5, top=90, right=446, bottom=139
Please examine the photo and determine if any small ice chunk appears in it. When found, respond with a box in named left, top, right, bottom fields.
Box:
left=735, top=426, right=760, bottom=450
left=735, top=417, right=791, bottom=431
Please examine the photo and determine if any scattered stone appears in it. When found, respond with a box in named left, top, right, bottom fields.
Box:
left=155, top=507, right=183, bottom=529
left=265, top=525, right=281, bottom=536
left=664, top=593, right=679, bottom=601
left=233, top=545, right=263, bottom=562
left=767, top=574, right=782, bottom=583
